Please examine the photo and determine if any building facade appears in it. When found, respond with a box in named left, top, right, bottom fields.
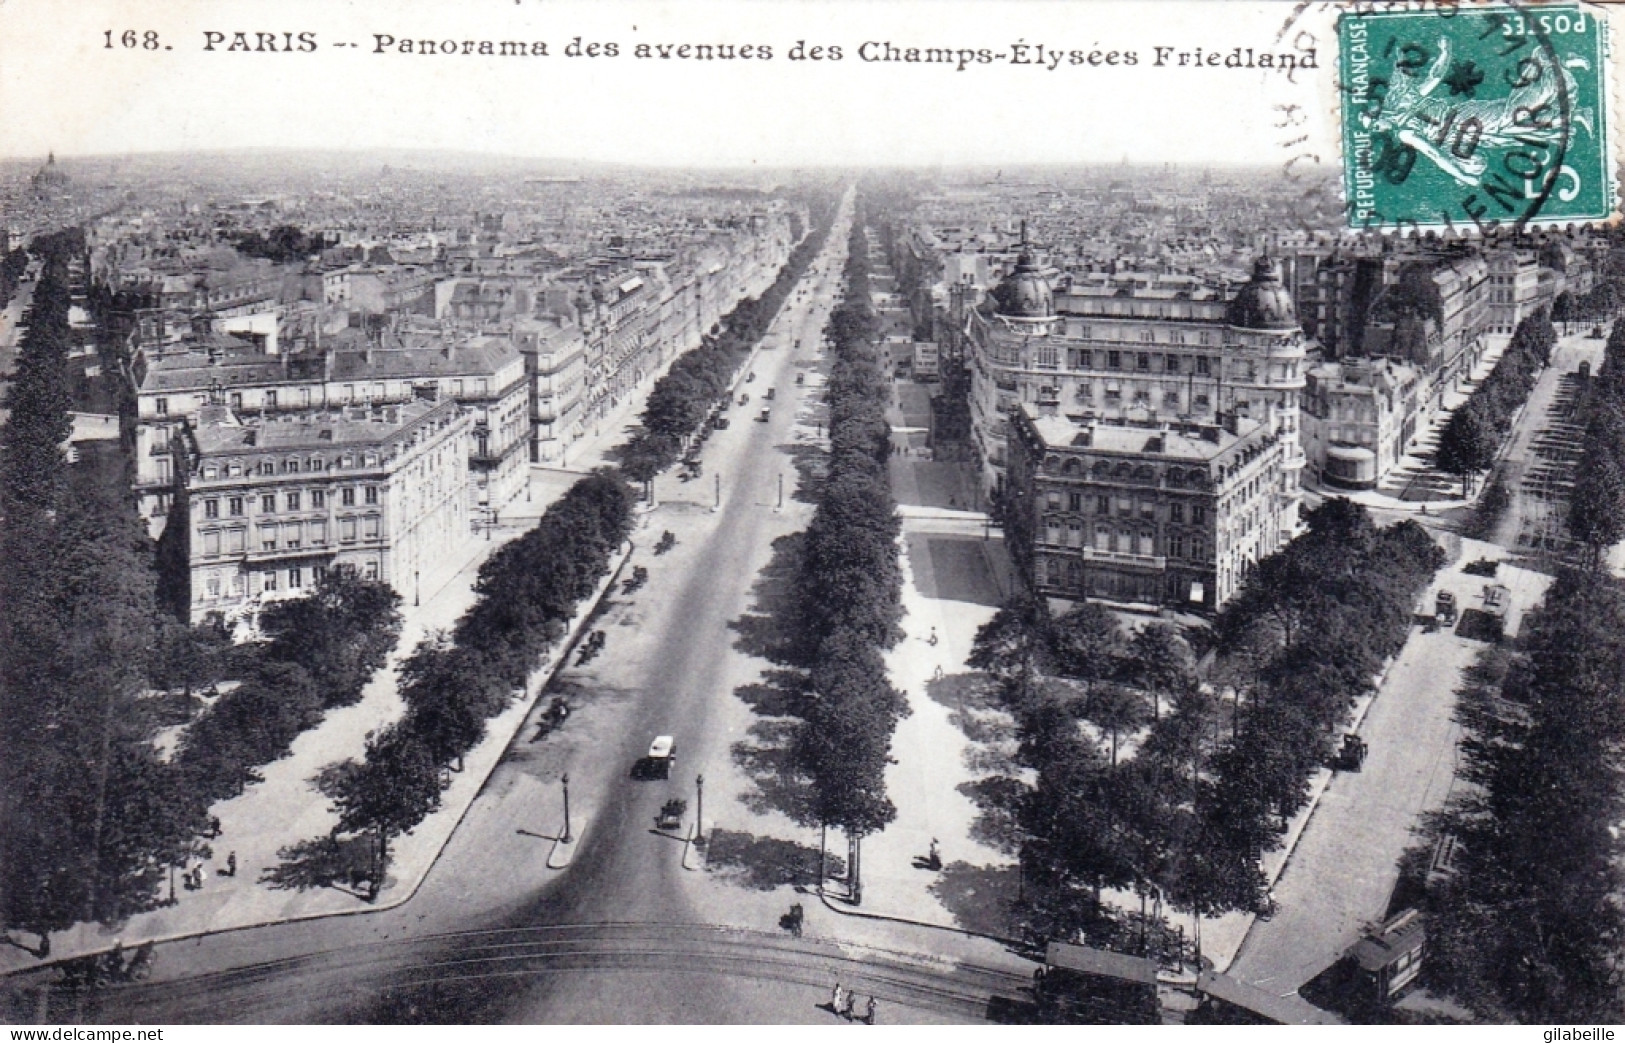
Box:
left=1006, top=403, right=1287, bottom=612
left=1301, top=356, right=1424, bottom=489
left=134, top=335, right=527, bottom=531
left=967, top=249, right=1306, bottom=534
left=177, top=397, right=472, bottom=623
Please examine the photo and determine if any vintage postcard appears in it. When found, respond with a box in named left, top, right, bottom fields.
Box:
left=0, top=0, right=1622, bottom=1031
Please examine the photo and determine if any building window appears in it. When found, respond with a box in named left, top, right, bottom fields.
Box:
left=1067, top=491, right=1082, bottom=512
left=1068, top=522, right=1083, bottom=547
left=342, top=487, right=356, bottom=507
left=155, top=398, right=169, bottom=416
left=227, top=496, right=243, bottom=516
left=1107, top=350, right=1122, bottom=370
left=259, top=525, right=277, bottom=551
left=364, top=560, right=379, bottom=580
left=230, top=392, right=243, bottom=410
left=311, top=489, right=325, bottom=508
left=1137, top=353, right=1151, bottom=371
left=284, top=523, right=301, bottom=549
left=1196, top=356, right=1212, bottom=376
left=1141, top=501, right=1156, bottom=520
left=1170, top=502, right=1184, bottom=524
left=340, top=518, right=357, bottom=542
left=287, top=491, right=301, bottom=511
left=364, top=486, right=378, bottom=505
left=204, top=499, right=219, bottom=519
left=1164, top=391, right=1181, bottom=410
left=363, top=516, right=380, bottom=539
left=260, top=494, right=276, bottom=513
left=205, top=576, right=221, bottom=599
left=312, top=564, right=328, bottom=583
left=1097, top=495, right=1110, bottom=515
left=266, top=391, right=278, bottom=409
left=288, top=567, right=302, bottom=589
left=311, top=519, right=328, bottom=544
left=203, top=530, right=221, bottom=556
left=1169, top=535, right=1185, bottom=559
left=263, top=570, right=278, bottom=592
left=1165, top=355, right=1180, bottom=374
left=1046, top=491, right=1062, bottom=510
left=1192, top=505, right=1208, bottom=525
left=1195, top=393, right=1211, bottom=409
left=227, top=528, right=245, bottom=553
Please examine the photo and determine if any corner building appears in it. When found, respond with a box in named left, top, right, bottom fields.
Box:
left=177, top=398, right=472, bottom=623
left=967, top=251, right=1306, bottom=536
left=1007, top=403, right=1287, bottom=611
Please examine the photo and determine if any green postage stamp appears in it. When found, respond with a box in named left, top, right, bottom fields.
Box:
left=1339, top=4, right=1615, bottom=232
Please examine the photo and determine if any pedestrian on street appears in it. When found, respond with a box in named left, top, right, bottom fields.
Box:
left=831, top=983, right=845, bottom=1015
left=842, top=991, right=858, bottom=1020
left=927, top=627, right=938, bottom=647
left=865, top=996, right=877, bottom=1025
left=225, top=851, right=237, bottom=877
left=195, top=865, right=208, bottom=888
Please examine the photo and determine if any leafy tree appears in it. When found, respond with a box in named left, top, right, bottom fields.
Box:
left=328, top=723, right=447, bottom=899
left=1127, top=623, right=1197, bottom=721
left=1435, top=401, right=1497, bottom=493
left=1568, top=450, right=1625, bottom=567
left=1049, top=602, right=1126, bottom=686
left=257, top=569, right=402, bottom=708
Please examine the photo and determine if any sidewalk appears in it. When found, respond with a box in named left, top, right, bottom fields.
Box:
left=1375, top=335, right=1509, bottom=505
left=0, top=540, right=631, bottom=976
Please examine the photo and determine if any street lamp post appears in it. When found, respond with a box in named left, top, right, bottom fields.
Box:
left=714, top=472, right=721, bottom=510
left=560, top=773, right=572, bottom=843
left=776, top=473, right=784, bottom=511
left=695, top=774, right=705, bottom=844
left=414, top=569, right=420, bottom=608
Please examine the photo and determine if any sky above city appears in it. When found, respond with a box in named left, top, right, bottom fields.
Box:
left=1, top=0, right=1596, bottom=172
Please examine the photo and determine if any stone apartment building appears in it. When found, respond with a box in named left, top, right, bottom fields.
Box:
left=1301, top=356, right=1424, bottom=489
left=176, top=397, right=472, bottom=623
left=1006, top=402, right=1288, bottom=612
left=133, top=332, right=526, bottom=532
left=967, top=248, right=1306, bottom=534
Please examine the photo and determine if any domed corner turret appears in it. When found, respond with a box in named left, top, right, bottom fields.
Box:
left=1226, top=255, right=1298, bottom=331
left=992, top=248, right=1054, bottom=321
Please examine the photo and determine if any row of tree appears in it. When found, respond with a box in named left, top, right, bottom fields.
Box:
left=1566, top=321, right=1625, bottom=562
left=617, top=195, right=837, bottom=484
left=285, top=471, right=636, bottom=897
left=0, top=245, right=27, bottom=311
left=1424, top=568, right=1625, bottom=1023
left=967, top=500, right=1444, bottom=950
left=789, top=206, right=909, bottom=901
left=1436, top=310, right=1556, bottom=493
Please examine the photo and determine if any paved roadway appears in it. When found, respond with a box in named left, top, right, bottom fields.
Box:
left=23, top=191, right=1031, bottom=1025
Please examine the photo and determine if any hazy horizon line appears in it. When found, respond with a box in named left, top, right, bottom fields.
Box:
left=0, top=145, right=1300, bottom=176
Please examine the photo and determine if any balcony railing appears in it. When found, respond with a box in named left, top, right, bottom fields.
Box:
left=1081, top=546, right=1167, bottom=570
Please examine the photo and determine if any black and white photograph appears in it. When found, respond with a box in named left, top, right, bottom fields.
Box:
left=0, top=0, right=1622, bottom=1029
